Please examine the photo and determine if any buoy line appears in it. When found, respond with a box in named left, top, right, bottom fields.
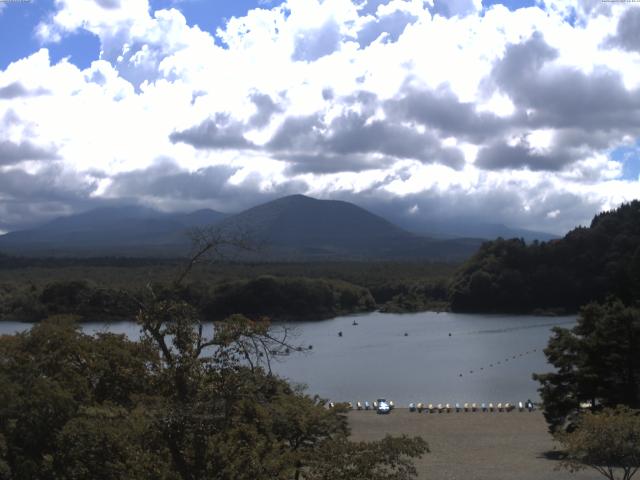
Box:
left=456, top=347, right=541, bottom=378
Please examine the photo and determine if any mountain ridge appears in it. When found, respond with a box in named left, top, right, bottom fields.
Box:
left=0, top=195, right=541, bottom=260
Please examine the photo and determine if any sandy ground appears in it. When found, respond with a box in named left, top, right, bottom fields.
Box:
left=348, top=409, right=602, bottom=480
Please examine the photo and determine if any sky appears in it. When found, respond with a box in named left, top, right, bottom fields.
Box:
left=0, top=0, right=639, bottom=235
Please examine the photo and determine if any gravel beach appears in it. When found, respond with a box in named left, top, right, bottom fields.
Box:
left=348, top=409, right=602, bottom=480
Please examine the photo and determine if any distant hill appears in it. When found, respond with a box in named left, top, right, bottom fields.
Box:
left=449, top=200, right=640, bottom=313
left=0, top=205, right=226, bottom=256
left=398, top=218, right=558, bottom=243
left=216, top=194, right=482, bottom=260
left=0, top=196, right=483, bottom=261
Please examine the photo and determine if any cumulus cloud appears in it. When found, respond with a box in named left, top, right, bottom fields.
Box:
left=385, top=84, right=512, bottom=143
left=0, top=82, right=49, bottom=99
left=429, top=0, right=481, bottom=18
left=604, top=7, right=640, bottom=53
left=475, top=140, right=575, bottom=171
left=492, top=33, right=640, bottom=131
left=292, top=19, right=343, bottom=61
left=0, top=140, right=58, bottom=165
left=356, top=9, right=417, bottom=48
left=248, top=93, right=284, bottom=128
left=0, top=0, right=639, bottom=234
left=105, top=159, right=239, bottom=199
left=169, top=115, right=257, bottom=150
left=264, top=106, right=465, bottom=172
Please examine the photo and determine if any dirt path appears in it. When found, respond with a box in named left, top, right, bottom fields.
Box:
left=348, top=409, right=601, bottom=480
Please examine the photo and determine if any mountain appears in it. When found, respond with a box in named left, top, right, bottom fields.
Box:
left=393, top=217, right=558, bottom=243
left=216, top=194, right=482, bottom=260
left=449, top=200, right=640, bottom=313
left=0, top=205, right=226, bottom=256
left=0, top=195, right=483, bottom=260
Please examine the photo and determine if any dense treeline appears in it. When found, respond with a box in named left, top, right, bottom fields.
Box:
left=0, top=261, right=456, bottom=322
left=201, top=276, right=375, bottom=321
left=0, top=277, right=374, bottom=323
left=449, top=201, right=640, bottom=313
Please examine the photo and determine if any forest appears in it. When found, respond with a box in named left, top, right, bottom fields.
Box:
left=449, top=201, right=640, bottom=314
left=0, top=260, right=454, bottom=322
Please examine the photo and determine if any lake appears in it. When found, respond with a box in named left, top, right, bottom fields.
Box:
left=0, top=311, right=576, bottom=406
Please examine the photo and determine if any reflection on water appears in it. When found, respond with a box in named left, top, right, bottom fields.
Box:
left=0, top=311, right=576, bottom=406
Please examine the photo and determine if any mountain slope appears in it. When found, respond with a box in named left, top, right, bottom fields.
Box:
left=218, top=194, right=482, bottom=260
left=399, top=218, right=558, bottom=243
left=0, top=205, right=226, bottom=256
left=0, top=196, right=483, bottom=260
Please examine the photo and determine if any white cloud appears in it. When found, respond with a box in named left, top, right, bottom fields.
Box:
left=0, top=0, right=638, bottom=233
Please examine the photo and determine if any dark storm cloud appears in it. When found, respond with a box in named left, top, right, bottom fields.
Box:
left=604, top=7, right=640, bottom=52
left=0, top=82, right=49, bottom=99
left=0, top=140, right=58, bottom=165
left=169, top=115, right=256, bottom=150
left=106, top=160, right=239, bottom=200
left=385, top=85, right=513, bottom=143
left=357, top=10, right=417, bottom=48
left=475, top=140, right=575, bottom=171
left=292, top=20, right=342, bottom=62
left=248, top=93, right=283, bottom=128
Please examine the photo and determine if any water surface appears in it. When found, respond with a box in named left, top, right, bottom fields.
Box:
left=0, top=311, right=575, bottom=405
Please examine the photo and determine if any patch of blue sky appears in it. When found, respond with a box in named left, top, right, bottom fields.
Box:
left=483, top=0, right=537, bottom=11
left=0, top=0, right=55, bottom=69
left=48, top=29, right=101, bottom=70
left=611, top=142, right=640, bottom=181
left=149, top=0, right=285, bottom=39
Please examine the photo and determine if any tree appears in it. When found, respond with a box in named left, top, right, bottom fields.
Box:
left=0, top=227, right=428, bottom=480
left=556, top=406, right=640, bottom=480
left=534, top=300, right=640, bottom=433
